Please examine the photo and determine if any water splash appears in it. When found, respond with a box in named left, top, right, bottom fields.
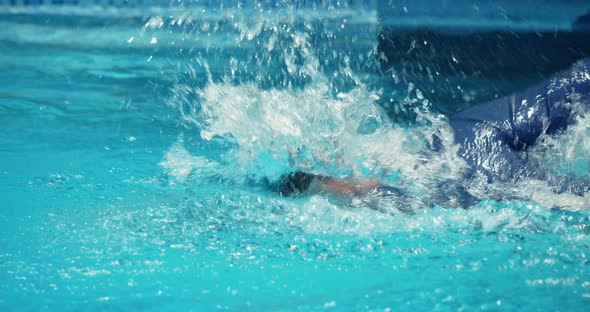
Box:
left=161, top=2, right=589, bottom=216
left=530, top=109, right=590, bottom=181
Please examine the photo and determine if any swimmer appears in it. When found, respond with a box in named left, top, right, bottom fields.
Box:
left=276, top=171, right=381, bottom=197
left=275, top=57, right=590, bottom=202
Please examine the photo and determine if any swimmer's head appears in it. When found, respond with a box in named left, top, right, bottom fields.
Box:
left=278, top=171, right=317, bottom=196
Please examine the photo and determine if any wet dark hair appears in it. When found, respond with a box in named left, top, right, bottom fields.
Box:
left=278, top=171, right=317, bottom=196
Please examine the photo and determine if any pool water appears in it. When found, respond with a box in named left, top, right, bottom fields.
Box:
left=1, top=2, right=590, bottom=311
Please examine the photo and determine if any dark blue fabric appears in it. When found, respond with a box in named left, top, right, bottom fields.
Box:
left=449, top=58, right=590, bottom=193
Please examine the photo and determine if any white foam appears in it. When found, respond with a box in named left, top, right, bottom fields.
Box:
left=158, top=137, right=219, bottom=182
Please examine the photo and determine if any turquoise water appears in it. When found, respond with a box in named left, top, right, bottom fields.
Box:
left=1, top=2, right=590, bottom=311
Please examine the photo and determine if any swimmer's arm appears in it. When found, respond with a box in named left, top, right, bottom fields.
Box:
left=316, top=177, right=380, bottom=196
